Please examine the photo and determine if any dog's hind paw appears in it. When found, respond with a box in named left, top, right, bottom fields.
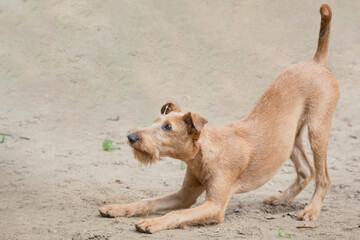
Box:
left=263, top=194, right=290, bottom=205
left=297, top=207, right=320, bottom=221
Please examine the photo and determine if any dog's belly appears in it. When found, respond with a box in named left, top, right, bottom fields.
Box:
left=232, top=123, right=299, bottom=194
left=233, top=153, right=291, bottom=194
left=232, top=162, right=287, bottom=194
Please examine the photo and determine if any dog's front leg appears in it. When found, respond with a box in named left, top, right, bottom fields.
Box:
left=135, top=175, right=233, bottom=233
left=99, top=168, right=205, bottom=217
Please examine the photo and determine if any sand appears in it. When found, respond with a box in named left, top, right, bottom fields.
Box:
left=0, top=0, right=359, bottom=239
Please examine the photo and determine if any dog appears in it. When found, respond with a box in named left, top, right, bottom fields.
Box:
left=99, top=4, right=339, bottom=233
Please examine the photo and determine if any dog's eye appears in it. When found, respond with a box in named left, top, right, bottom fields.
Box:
left=163, top=124, right=172, bottom=131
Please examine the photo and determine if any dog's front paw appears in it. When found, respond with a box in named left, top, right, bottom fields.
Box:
left=135, top=218, right=164, bottom=234
left=99, top=204, right=138, bottom=218
left=297, top=206, right=320, bottom=221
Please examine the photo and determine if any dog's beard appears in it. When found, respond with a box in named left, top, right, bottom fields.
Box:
left=132, top=147, right=160, bottom=165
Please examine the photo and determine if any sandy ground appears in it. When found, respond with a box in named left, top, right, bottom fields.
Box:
left=1, top=0, right=359, bottom=239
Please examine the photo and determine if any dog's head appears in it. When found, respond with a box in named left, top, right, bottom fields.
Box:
left=127, top=102, right=208, bottom=165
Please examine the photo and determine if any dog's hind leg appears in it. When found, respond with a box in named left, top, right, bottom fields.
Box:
left=297, top=116, right=333, bottom=221
left=264, top=124, right=314, bottom=205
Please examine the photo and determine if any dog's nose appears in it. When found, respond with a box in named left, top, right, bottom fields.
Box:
left=127, top=134, right=138, bottom=144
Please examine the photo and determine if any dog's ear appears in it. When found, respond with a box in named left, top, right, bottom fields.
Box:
left=161, top=102, right=181, bottom=115
left=183, top=112, right=208, bottom=133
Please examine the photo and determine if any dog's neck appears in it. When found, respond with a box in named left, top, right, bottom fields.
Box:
left=182, top=148, right=208, bottom=183
left=180, top=129, right=213, bottom=183
left=182, top=123, right=252, bottom=184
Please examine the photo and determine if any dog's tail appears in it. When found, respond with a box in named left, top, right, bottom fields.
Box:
left=313, top=4, right=332, bottom=66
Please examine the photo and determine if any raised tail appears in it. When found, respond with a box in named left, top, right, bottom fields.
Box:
left=313, top=4, right=332, bottom=66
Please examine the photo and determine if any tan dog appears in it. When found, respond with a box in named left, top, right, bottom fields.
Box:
left=99, top=4, right=339, bottom=233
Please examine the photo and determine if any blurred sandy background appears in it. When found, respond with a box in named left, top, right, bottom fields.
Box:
left=0, top=0, right=359, bottom=239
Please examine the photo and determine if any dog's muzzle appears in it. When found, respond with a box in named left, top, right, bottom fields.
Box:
left=127, top=134, right=138, bottom=144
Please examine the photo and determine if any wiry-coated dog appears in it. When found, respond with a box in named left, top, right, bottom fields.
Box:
left=100, top=5, right=339, bottom=233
